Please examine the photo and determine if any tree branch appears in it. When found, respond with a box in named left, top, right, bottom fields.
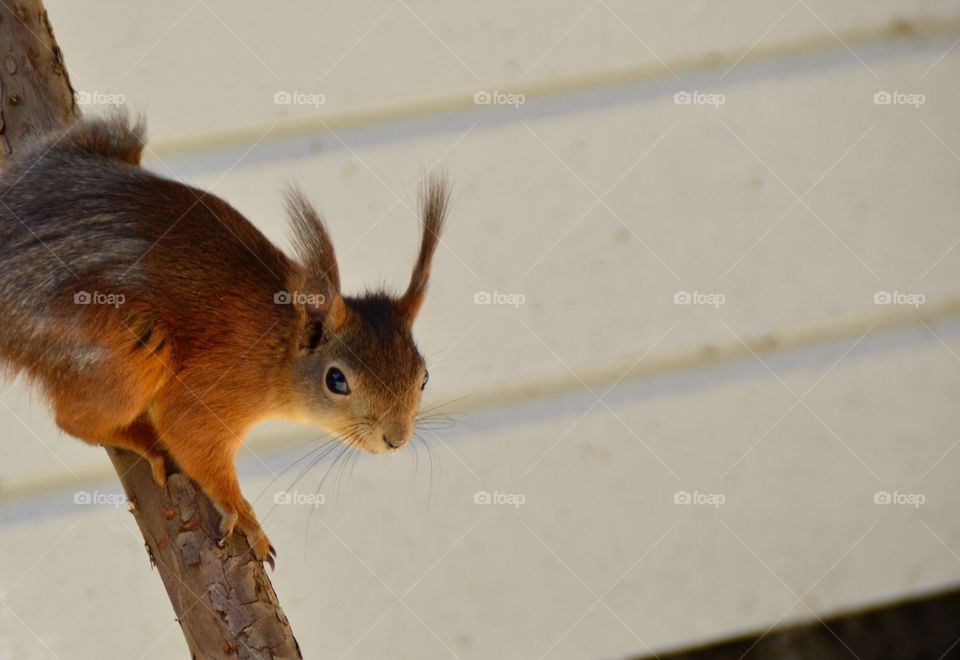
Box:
left=0, top=3, right=302, bottom=657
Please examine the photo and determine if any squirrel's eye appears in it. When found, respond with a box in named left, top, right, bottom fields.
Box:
left=325, top=367, right=350, bottom=395
left=421, top=369, right=429, bottom=391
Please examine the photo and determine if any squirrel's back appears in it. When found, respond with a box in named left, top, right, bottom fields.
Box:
left=0, top=114, right=296, bottom=378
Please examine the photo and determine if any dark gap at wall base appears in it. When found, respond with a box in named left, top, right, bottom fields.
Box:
left=633, top=586, right=960, bottom=660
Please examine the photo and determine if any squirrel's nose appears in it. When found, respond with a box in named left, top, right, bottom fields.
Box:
left=383, top=434, right=406, bottom=449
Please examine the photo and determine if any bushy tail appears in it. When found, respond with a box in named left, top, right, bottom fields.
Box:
left=10, top=112, right=146, bottom=168
left=61, top=112, right=146, bottom=165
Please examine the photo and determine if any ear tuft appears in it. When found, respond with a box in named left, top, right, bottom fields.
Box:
left=398, top=173, right=450, bottom=321
left=285, top=185, right=345, bottom=327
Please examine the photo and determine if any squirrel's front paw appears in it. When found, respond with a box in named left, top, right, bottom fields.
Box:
left=214, top=501, right=276, bottom=569
left=238, top=519, right=276, bottom=569
left=216, top=506, right=239, bottom=540
left=248, top=530, right=277, bottom=570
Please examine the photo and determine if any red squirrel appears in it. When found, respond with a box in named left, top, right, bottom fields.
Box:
left=0, top=114, right=448, bottom=567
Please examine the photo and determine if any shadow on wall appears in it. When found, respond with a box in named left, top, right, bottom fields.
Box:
left=634, top=585, right=960, bottom=660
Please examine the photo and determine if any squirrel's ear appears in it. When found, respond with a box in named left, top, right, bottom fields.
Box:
left=398, top=174, right=449, bottom=322
left=285, top=186, right=347, bottom=329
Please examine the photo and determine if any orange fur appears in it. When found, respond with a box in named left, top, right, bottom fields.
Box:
left=0, top=115, right=449, bottom=566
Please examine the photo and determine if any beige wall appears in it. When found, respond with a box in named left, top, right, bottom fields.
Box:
left=1, top=2, right=959, bottom=658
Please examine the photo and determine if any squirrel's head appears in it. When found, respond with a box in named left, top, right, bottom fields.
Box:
left=285, top=177, right=448, bottom=454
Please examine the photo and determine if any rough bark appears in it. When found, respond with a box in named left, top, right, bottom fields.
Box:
left=109, top=453, right=302, bottom=660
left=0, top=1, right=77, bottom=149
left=0, top=2, right=302, bottom=658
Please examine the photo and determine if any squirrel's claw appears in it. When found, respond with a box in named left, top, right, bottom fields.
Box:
left=265, top=547, right=277, bottom=571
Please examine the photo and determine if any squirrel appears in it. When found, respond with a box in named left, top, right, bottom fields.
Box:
left=0, top=114, right=448, bottom=567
